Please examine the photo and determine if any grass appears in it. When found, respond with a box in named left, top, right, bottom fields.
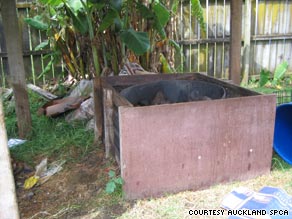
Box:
left=4, top=91, right=95, bottom=165
left=119, top=169, right=292, bottom=219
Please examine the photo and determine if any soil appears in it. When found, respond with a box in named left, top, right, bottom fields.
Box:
left=14, top=149, right=129, bottom=219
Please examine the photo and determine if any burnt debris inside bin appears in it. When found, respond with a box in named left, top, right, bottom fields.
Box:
left=120, top=80, right=226, bottom=106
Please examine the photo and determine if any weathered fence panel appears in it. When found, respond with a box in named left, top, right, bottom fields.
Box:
left=177, top=0, right=292, bottom=80
left=0, top=0, right=54, bottom=87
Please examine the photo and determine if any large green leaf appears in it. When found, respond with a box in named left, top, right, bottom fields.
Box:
left=136, top=3, right=154, bottom=19
left=38, top=59, right=54, bottom=79
left=120, top=29, right=150, bottom=55
left=35, top=40, right=49, bottom=51
left=39, top=0, right=63, bottom=7
left=64, top=3, right=88, bottom=34
left=273, top=61, right=289, bottom=83
left=190, top=0, right=206, bottom=32
left=108, top=170, right=115, bottom=178
left=24, top=16, right=49, bottom=31
left=152, top=2, right=170, bottom=39
left=105, top=181, right=116, bottom=194
left=110, top=0, right=122, bottom=12
left=114, top=177, right=123, bottom=185
left=259, top=69, right=270, bottom=87
left=154, top=21, right=166, bottom=39
left=67, top=0, right=84, bottom=13
left=98, top=9, right=119, bottom=33
left=153, top=2, right=170, bottom=28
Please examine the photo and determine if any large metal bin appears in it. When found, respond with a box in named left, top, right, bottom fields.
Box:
left=101, top=73, right=276, bottom=199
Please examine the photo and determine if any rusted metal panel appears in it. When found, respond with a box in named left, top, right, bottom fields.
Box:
left=119, top=94, right=276, bottom=199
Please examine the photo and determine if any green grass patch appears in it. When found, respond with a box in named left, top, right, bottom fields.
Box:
left=272, top=153, right=291, bottom=171
left=4, top=91, right=95, bottom=165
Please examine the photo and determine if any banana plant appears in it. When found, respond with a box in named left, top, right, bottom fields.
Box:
left=25, top=0, right=206, bottom=78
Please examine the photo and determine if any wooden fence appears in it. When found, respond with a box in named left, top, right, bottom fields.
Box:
left=0, top=0, right=292, bottom=86
left=176, top=0, right=292, bottom=79
left=0, top=0, right=59, bottom=87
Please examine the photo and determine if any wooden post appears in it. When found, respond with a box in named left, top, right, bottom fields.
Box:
left=1, top=0, right=32, bottom=138
left=241, top=0, right=252, bottom=85
left=229, top=0, right=243, bottom=85
left=0, top=99, right=20, bottom=219
left=93, top=77, right=103, bottom=143
left=103, top=88, right=114, bottom=158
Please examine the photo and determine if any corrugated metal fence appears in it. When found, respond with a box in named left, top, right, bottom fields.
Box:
left=0, top=0, right=292, bottom=86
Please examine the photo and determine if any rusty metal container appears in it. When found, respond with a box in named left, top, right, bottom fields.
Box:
left=101, top=73, right=276, bottom=200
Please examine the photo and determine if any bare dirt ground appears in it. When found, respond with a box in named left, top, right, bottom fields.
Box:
left=13, top=149, right=292, bottom=219
left=14, top=149, right=130, bottom=219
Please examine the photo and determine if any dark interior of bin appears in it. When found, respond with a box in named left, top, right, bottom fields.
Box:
left=115, top=78, right=259, bottom=106
left=106, top=74, right=261, bottom=162
left=120, top=80, right=226, bottom=106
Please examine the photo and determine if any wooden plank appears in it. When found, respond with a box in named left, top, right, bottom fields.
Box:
left=17, top=8, right=30, bottom=51
left=269, top=41, right=277, bottom=71
left=112, top=89, right=133, bottom=107
left=178, top=33, right=292, bottom=45
left=229, top=0, right=242, bottom=84
left=27, top=83, right=57, bottom=100
left=284, top=40, right=292, bottom=69
left=1, top=0, right=32, bottom=138
left=16, top=2, right=32, bottom=8
left=264, top=1, right=272, bottom=70
left=104, top=73, right=259, bottom=98
left=208, top=43, right=215, bottom=77
left=0, top=50, right=51, bottom=58
left=103, top=88, right=114, bottom=158
left=216, top=1, right=224, bottom=38
left=242, top=0, right=252, bottom=85
left=0, top=99, right=19, bottom=218
left=93, top=77, right=103, bottom=142
left=215, top=43, right=223, bottom=78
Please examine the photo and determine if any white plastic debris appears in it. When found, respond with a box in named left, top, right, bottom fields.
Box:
left=8, top=139, right=27, bottom=148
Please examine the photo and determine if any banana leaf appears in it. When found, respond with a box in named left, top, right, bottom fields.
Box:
left=120, top=29, right=150, bottom=55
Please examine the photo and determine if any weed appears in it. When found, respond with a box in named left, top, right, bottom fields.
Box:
left=257, top=61, right=289, bottom=88
left=272, top=153, right=291, bottom=171
left=105, top=170, right=124, bottom=196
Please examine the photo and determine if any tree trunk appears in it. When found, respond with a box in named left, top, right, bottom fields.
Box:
left=1, top=0, right=32, bottom=138
left=0, top=98, right=20, bottom=219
